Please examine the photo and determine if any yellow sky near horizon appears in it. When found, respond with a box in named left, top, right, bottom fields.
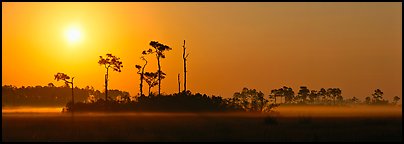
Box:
left=2, top=2, right=402, bottom=100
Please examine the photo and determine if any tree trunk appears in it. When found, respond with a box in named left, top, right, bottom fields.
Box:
left=105, top=68, right=109, bottom=101
left=157, top=56, right=161, bottom=96
left=333, top=97, right=336, bottom=105
left=148, top=86, right=151, bottom=96
left=178, top=73, right=180, bottom=94
left=183, top=40, right=187, bottom=93
left=71, top=78, right=74, bottom=112
left=71, top=78, right=74, bottom=105
left=140, top=60, right=147, bottom=97
left=139, top=75, right=143, bottom=97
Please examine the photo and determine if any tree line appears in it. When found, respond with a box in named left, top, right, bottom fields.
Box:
left=3, top=40, right=400, bottom=112
left=2, top=85, right=279, bottom=112
left=268, top=86, right=400, bottom=106
left=2, top=84, right=400, bottom=112
left=2, top=84, right=129, bottom=107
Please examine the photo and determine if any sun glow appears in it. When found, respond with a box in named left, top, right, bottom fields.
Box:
left=65, top=26, right=82, bottom=44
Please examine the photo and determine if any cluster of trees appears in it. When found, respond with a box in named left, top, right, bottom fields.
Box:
left=70, top=92, right=230, bottom=112
left=66, top=88, right=279, bottom=112
left=50, top=40, right=194, bottom=112
left=135, top=41, right=173, bottom=96
left=53, top=41, right=175, bottom=105
left=2, top=84, right=129, bottom=107
left=268, top=86, right=400, bottom=106
left=2, top=84, right=280, bottom=112
left=2, top=83, right=400, bottom=113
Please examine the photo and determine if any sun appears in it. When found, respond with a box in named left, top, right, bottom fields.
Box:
left=65, top=26, right=82, bottom=44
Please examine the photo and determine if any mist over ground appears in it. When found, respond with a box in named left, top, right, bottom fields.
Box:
left=2, top=105, right=401, bottom=118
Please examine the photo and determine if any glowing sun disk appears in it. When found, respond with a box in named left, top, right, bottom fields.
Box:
left=65, top=27, right=82, bottom=44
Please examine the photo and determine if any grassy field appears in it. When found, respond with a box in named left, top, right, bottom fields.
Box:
left=2, top=106, right=402, bottom=142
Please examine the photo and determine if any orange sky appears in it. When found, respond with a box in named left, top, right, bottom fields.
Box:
left=2, top=2, right=402, bottom=100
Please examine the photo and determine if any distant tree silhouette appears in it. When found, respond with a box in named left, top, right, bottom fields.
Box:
left=47, top=83, right=55, bottom=88
left=2, top=84, right=118, bottom=107
left=86, top=94, right=97, bottom=103
left=144, top=71, right=166, bottom=96
left=308, top=90, right=318, bottom=104
left=393, top=96, right=400, bottom=105
left=234, top=87, right=274, bottom=112
left=11, top=82, right=399, bottom=112
left=365, top=96, right=371, bottom=104
left=372, top=89, right=384, bottom=104
left=142, top=41, right=172, bottom=96
left=54, top=72, right=75, bottom=106
left=182, top=40, right=189, bottom=94
left=318, top=88, right=327, bottom=104
left=336, top=94, right=344, bottom=105
left=98, top=53, right=123, bottom=101
left=351, top=97, right=359, bottom=104
left=282, top=86, right=295, bottom=104
left=268, top=87, right=294, bottom=104
left=135, top=57, right=147, bottom=96
left=297, top=86, right=310, bottom=104
left=270, top=88, right=282, bottom=104
left=327, top=88, right=342, bottom=105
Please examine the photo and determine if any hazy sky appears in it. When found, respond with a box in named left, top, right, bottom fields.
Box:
left=2, top=2, right=402, bottom=100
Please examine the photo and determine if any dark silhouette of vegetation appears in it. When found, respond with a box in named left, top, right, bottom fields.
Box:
left=327, top=88, right=342, bottom=105
left=135, top=57, right=147, bottom=97
left=233, top=88, right=279, bottom=112
left=269, top=86, right=295, bottom=104
left=134, top=92, right=235, bottom=112
left=365, top=96, right=371, bottom=105
left=143, top=71, right=166, bottom=96
left=372, top=89, right=383, bottom=102
left=3, top=85, right=283, bottom=113
left=3, top=84, right=400, bottom=113
left=54, top=73, right=75, bottom=105
left=182, top=40, right=189, bottom=93
left=270, top=88, right=281, bottom=104
left=270, top=87, right=292, bottom=104
left=66, top=87, right=280, bottom=113
left=177, top=73, right=181, bottom=94
left=282, top=86, right=295, bottom=104
left=393, top=96, right=400, bottom=105
left=308, top=90, right=318, bottom=104
left=318, top=88, right=327, bottom=104
left=265, top=86, right=398, bottom=106
left=370, top=89, right=389, bottom=105
left=98, top=53, right=123, bottom=101
left=142, top=41, right=172, bottom=96
left=350, top=96, right=360, bottom=104
left=2, top=85, right=129, bottom=107
left=65, top=92, right=240, bottom=112
left=48, top=82, right=55, bottom=87
left=297, top=86, right=310, bottom=104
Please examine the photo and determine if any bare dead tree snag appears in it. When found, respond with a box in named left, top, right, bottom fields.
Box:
left=183, top=40, right=189, bottom=94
